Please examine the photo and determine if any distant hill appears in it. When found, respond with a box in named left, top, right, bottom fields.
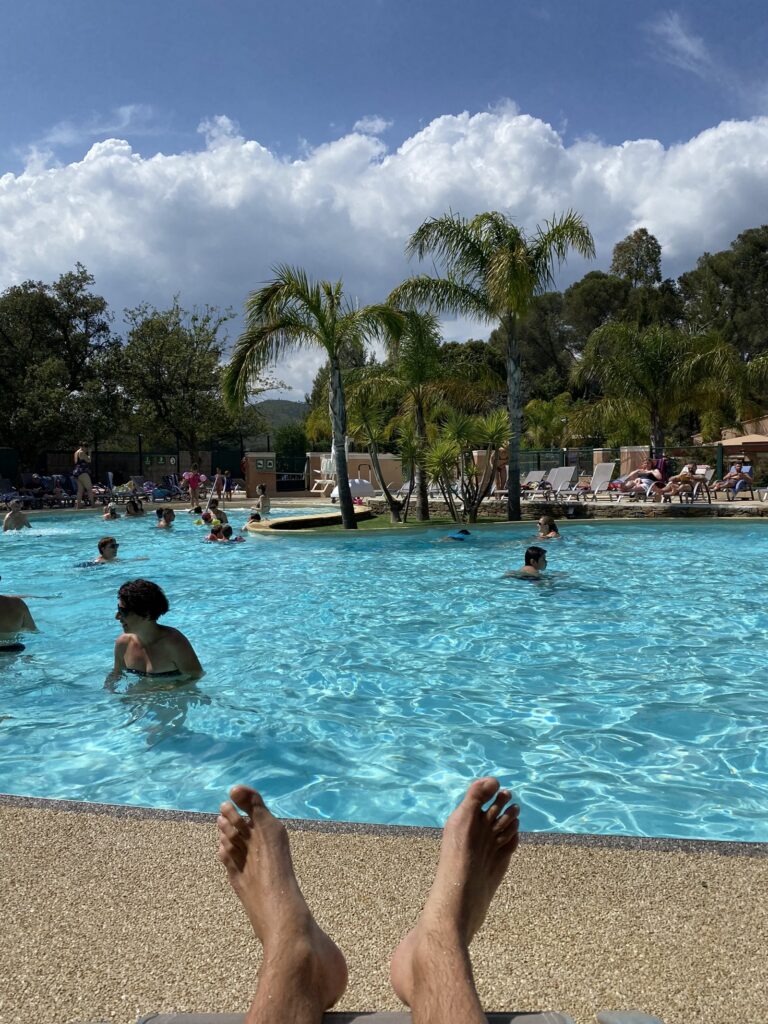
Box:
left=255, top=399, right=308, bottom=431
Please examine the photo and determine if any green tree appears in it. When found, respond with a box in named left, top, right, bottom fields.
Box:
left=390, top=210, right=595, bottom=519
left=562, top=271, right=631, bottom=350
left=223, top=266, right=401, bottom=530
left=678, top=226, right=768, bottom=359
left=610, top=228, right=662, bottom=288
left=0, top=265, right=117, bottom=461
left=523, top=392, right=575, bottom=448
left=489, top=291, right=575, bottom=401
left=274, top=422, right=309, bottom=458
left=570, top=323, right=745, bottom=451
left=424, top=408, right=510, bottom=523
left=122, top=300, right=235, bottom=464
left=345, top=380, right=405, bottom=523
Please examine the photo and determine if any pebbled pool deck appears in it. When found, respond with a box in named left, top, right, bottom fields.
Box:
left=0, top=795, right=765, bottom=1024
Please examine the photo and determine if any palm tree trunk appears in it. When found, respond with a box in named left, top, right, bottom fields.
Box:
left=650, top=409, right=664, bottom=456
left=368, top=441, right=402, bottom=522
left=413, top=399, right=430, bottom=521
left=503, top=312, right=522, bottom=521
left=328, top=359, right=357, bottom=530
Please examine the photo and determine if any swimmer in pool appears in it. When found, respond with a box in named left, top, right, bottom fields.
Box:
left=535, top=516, right=561, bottom=539
left=207, top=498, right=228, bottom=525
left=441, top=528, right=471, bottom=542
left=104, top=579, right=203, bottom=689
left=3, top=499, right=31, bottom=532
left=0, top=589, right=37, bottom=652
left=504, top=545, right=548, bottom=580
left=95, top=536, right=120, bottom=563
left=103, top=502, right=120, bottom=520
left=156, top=508, right=175, bottom=529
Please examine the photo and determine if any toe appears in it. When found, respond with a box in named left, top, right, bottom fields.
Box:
left=229, top=784, right=265, bottom=817
left=465, top=777, right=500, bottom=808
left=485, top=789, right=511, bottom=823
left=217, top=811, right=248, bottom=841
left=493, top=802, right=520, bottom=831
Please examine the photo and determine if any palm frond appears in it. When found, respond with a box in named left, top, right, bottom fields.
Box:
left=388, top=275, right=491, bottom=320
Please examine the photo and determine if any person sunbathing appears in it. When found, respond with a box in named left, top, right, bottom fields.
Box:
left=712, top=462, right=752, bottom=496
left=104, top=579, right=203, bottom=688
left=619, top=458, right=663, bottom=498
left=216, top=777, right=519, bottom=1024
left=660, top=464, right=697, bottom=501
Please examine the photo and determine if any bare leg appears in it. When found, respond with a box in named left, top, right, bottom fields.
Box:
left=390, top=778, right=520, bottom=1024
left=217, top=785, right=348, bottom=1024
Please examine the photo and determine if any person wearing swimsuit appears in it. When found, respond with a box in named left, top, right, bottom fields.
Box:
left=104, top=579, right=203, bottom=689
left=73, top=443, right=94, bottom=509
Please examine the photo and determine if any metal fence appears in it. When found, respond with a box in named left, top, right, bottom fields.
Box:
left=519, top=447, right=597, bottom=475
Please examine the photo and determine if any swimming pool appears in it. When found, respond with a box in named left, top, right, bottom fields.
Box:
left=1, top=512, right=767, bottom=841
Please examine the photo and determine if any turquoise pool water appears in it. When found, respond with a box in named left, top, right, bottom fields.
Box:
left=1, top=512, right=767, bottom=841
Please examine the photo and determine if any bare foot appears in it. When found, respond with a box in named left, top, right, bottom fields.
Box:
left=390, top=777, right=519, bottom=1007
left=217, top=785, right=347, bottom=1011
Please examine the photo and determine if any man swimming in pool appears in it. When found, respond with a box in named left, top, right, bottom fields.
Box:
left=504, top=545, right=548, bottom=580
left=216, top=776, right=519, bottom=1024
left=0, top=589, right=37, bottom=652
left=104, top=579, right=203, bottom=689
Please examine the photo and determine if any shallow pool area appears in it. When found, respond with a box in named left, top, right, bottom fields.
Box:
left=1, top=510, right=767, bottom=841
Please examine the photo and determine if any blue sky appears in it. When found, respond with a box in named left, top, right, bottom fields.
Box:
left=2, top=1, right=767, bottom=393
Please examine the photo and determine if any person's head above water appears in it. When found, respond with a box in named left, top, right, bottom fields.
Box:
left=537, top=516, right=558, bottom=534
left=116, top=579, right=169, bottom=623
left=524, top=545, right=547, bottom=567
left=97, top=536, right=119, bottom=560
left=222, top=524, right=233, bottom=539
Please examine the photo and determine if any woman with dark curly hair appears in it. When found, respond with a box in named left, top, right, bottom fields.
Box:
left=104, top=579, right=203, bottom=688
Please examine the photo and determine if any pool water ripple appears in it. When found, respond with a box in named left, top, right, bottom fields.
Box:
left=1, top=514, right=767, bottom=840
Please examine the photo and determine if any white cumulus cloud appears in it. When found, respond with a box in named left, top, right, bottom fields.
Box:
left=2, top=106, right=768, bottom=395
left=352, top=115, right=393, bottom=135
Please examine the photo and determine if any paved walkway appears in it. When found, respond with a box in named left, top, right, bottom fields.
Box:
left=0, top=799, right=765, bottom=1024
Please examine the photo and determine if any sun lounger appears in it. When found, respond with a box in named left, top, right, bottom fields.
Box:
left=563, top=461, right=615, bottom=501
left=135, top=1010, right=663, bottom=1023
left=520, top=469, right=548, bottom=499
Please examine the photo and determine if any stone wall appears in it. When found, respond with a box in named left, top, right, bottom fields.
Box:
left=364, top=497, right=768, bottom=521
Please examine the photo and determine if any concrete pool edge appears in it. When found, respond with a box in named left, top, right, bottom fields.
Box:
left=2, top=791, right=766, bottom=858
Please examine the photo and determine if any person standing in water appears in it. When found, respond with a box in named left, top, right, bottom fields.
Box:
left=0, top=586, right=37, bottom=652
left=3, top=499, right=31, bottom=532
left=105, top=579, right=203, bottom=688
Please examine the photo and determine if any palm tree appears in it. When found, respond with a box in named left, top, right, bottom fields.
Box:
left=346, top=309, right=500, bottom=521
left=570, top=323, right=754, bottom=452
left=223, top=265, right=401, bottom=529
left=390, top=210, right=595, bottom=519
left=425, top=408, right=511, bottom=523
